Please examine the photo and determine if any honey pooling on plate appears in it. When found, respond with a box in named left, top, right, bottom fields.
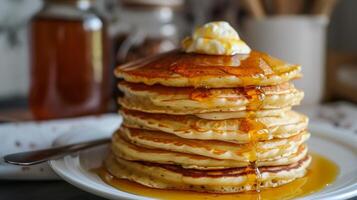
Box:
left=99, top=21, right=327, bottom=195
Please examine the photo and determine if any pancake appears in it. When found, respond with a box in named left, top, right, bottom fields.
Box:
left=105, top=154, right=311, bottom=193
left=121, top=109, right=308, bottom=143
left=118, top=81, right=303, bottom=115
left=115, top=50, right=301, bottom=88
left=195, top=108, right=291, bottom=120
left=117, top=127, right=310, bottom=162
left=111, top=132, right=309, bottom=169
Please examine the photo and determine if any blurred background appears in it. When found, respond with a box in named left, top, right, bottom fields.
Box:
left=0, top=0, right=356, bottom=121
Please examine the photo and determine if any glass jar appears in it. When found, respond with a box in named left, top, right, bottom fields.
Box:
left=29, top=0, right=111, bottom=120
left=111, top=0, right=185, bottom=65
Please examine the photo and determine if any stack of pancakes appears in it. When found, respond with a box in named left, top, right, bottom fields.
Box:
left=105, top=50, right=310, bottom=193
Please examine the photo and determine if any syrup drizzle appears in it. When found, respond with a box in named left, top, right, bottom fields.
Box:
left=118, top=51, right=299, bottom=88
left=240, top=86, right=266, bottom=192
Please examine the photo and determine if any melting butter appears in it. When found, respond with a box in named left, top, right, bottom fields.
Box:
left=181, top=21, right=251, bottom=55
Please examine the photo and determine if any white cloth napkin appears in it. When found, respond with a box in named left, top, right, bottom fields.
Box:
left=298, top=101, right=357, bottom=134
left=0, top=114, right=122, bottom=180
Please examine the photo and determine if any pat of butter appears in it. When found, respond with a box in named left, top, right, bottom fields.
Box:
left=182, top=21, right=251, bottom=55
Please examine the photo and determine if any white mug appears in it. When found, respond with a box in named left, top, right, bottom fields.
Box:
left=242, top=16, right=329, bottom=105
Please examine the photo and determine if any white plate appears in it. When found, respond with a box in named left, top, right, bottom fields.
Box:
left=50, top=122, right=357, bottom=200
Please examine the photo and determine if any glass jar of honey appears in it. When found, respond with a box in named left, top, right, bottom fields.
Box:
left=29, top=0, right=111, bottom=120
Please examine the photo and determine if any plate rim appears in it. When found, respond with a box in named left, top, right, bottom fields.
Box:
left=50, top=155, right=151, bottom=200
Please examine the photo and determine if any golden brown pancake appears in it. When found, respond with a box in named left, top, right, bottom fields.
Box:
left=115, top=51, right=301, bottom=88
left=121, top=109, right=308, bottom=143
left=111, top=132, right=309, bottom=169
left=194, top=108, right=292, bottom=120
left=117, top=126, right=310, bottom=162
left=118, top=81, right=303, bottom=115
left=105, top=153, right=311, bottom=193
